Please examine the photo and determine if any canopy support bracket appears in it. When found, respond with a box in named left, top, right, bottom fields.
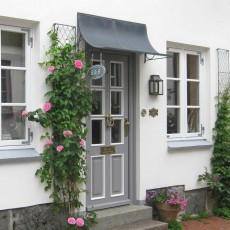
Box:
left=144, top=53, right=172, bottom=63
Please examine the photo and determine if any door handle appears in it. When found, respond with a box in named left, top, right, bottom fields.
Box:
left=124, top=117, right=130, bottom=136
left=105, top=114, right=114, bottom=128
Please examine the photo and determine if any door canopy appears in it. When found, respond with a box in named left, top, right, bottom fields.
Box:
left=77, top=13, right=167, bottom=56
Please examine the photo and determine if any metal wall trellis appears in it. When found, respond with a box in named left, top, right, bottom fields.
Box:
left=217, top=48, right=230, bottom=95
left=53, top=23, right=76, bottom=46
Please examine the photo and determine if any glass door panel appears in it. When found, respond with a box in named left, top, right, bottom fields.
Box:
left=92, top=90, right=104, bottom=115
left=111, top=119, right=123, bottom=144
left=110, top=62, right=123, bottom=87
left=111, top=91, right=123, bottom=115
left=91, top=119, right=104, bottom=145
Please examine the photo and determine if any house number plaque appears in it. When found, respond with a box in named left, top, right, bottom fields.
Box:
left=100, top=146, right=116, bottom=155
left=87, top=64, right=106, bottom=80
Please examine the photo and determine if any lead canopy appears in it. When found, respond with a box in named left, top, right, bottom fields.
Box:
left=77, top=13, right=167, bottom=57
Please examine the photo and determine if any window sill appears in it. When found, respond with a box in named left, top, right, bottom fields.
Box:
left=0, top=148, right=41, bottom=163
left=167, top=139, right=212, bottom=151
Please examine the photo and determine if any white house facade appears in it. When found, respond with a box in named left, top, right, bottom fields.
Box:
left=0, top=0, right=229, bottom=228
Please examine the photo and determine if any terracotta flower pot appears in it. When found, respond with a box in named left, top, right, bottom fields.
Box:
left=156, top=202, right=180, bottom=223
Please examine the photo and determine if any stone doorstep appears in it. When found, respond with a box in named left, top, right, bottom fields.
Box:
left=90, top=205, right=167, bottom=230
left=95, top=205, right=152, bottom=219
left=110, top=219, right=168, bottom=230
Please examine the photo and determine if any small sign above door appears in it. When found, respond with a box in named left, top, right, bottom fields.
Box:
left=87, top=64, right=106, bottom=79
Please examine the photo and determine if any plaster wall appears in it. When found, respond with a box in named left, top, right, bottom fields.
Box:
left=0, top=161, right=51, bottom=210
left=0, top=0, right=229, bottom=210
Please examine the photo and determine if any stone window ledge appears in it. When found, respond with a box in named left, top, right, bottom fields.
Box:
left=168, top=139, right=212, bottom=151
left=0, top=148, right=40, bottom=163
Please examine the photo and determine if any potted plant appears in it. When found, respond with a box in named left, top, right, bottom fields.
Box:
left=146, top=188, right=188, bottom=223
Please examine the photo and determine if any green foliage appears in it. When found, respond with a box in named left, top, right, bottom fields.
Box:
left=198, top=167, right=223, bottom=194
left=213, top=207, right=230, bottom=219
left=211, top=88, right=230, bottom=207
left=168, top=220, right=182, bottom=230
left=181, top=214, right=192, bottom=221
left=24, top=28, right=95, bottom=227
left=181, top=211, right=210, bottom=221
left=196, top=211, right=211, bottom=219
left=198, top=87, right=230, bottom=208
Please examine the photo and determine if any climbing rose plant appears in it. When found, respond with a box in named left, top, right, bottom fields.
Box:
left=198, top=86, right=230, bottom=208
left=22, top=29, right=96, bottom=229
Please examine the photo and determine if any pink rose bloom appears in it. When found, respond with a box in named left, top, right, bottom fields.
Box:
left=79, top=139, right=85, bottom=147
left=75, top=60, right=83, bottom=69
left=56, top=145, right=64, bottom=152
left=21, top=110, right=28, bottom=117
left=48, top=66, right=55, bottom=72
left=67, top=217, right=76, bottom=225
left=76, top=217, right=84, bottom=227
left=44, top=140, right=53, bottom=147
left=43, top=102, right=52, bottom=112
left=63, top=130, right=73, bottom=138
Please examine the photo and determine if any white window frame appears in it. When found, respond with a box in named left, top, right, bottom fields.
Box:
left=0, top=25, right=31, bottom=147
left=167, top=47, right=204, bottom=140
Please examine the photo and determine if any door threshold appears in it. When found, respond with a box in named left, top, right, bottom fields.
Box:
left=86, top=199, right=132, bottom=211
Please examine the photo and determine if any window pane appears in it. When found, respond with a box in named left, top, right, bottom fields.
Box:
left=92, top=90, right=103, bottom=115
left=187, top=82, right=199, bottom=105
left=167, top=80, right=180, bottom=105
left=1, top=106, right=26, bottom=140
left=167, top=108, right=180, bottom=134
left=1, top=31, right=25, bottom=67
left=111, top=91, right=122, bottom=115
left=91, top=78, right=103, bottom=86
left=92, top=120, right=103, bottom=144
left=111, top=63, right=122, bottom=87
left=111, top=120, right=122, bottom=143
left=187, top=108, right=200, bottom=133
left=187, top=54, right=199, bottom=79
left=1, top=69, right=25, bottom=103
left=167, top=52, right=179, bottom=78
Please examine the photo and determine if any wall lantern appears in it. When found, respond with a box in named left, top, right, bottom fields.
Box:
left=149, top=75, right=163, bottom=95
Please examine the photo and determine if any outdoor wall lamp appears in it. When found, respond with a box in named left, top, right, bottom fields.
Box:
left=149, top=75, right=163, bottom=95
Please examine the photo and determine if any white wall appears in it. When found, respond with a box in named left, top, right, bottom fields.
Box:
left=136, top=0, right=225, bottom=201
left=0, top=161, right=51, bottom=210
left=0, top=0, right=229, bottom=209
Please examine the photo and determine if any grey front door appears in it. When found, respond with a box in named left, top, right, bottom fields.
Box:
left=86, top=53, right=132, bottom=210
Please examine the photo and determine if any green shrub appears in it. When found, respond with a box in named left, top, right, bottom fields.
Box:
left=198, top=87, right=230, bottom=207
left=168, top=220, right=182, bottom=230
left=181, top=214, right=192, bottom=221
left=181, top=211, right=210, bottom=221
left=23, top=28, right=96, bottom=228
left=213, top=207, right=230, bottom=219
